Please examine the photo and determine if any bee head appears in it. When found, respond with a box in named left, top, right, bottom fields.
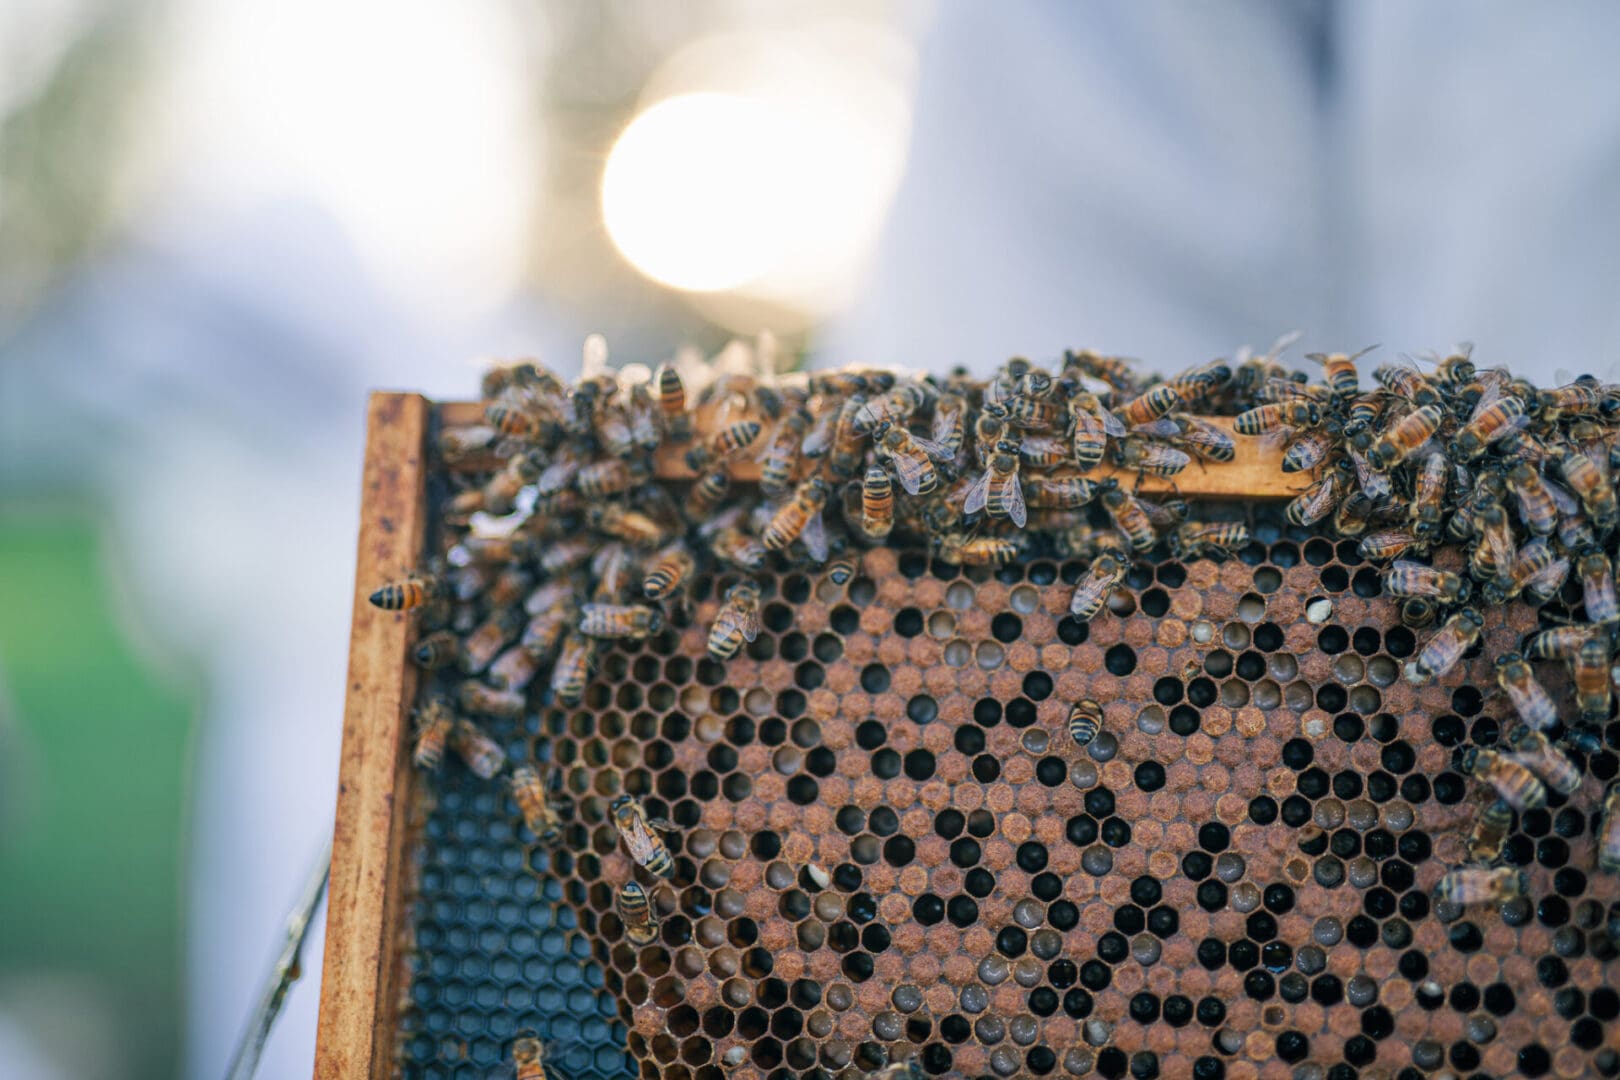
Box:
left=1459, top=746, right=1480, bottom=774
left=610, top=794, right=632, bottom=814
left=1495, top=651, right=1524, bottom=671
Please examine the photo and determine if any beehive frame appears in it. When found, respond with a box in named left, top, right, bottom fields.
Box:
left=314, top=392, right=1620, bottom=1080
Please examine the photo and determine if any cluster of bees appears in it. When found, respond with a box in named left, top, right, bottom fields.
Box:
left=369, top=335, right=1620, bottom=1075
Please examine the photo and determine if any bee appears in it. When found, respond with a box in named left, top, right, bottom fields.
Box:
left=1063, top=349, right=1136, bottom=395
left=824, top=558, right=857, bottom=586
left=616, top=880, right=660, bottom=945
left=1468, top=500, right=1516, bottom=585
left=934, top=533, right=1021, bottom=566
left=1461, top=747, right=1547, bottom=811
left=550, top=633, right=596, bottom=705
left=1341, top=398, right=1384, bottom=451
left=522, top=596, right=575, bottom=660
left=643, top=546, right=694, bottom=601
left=1574, top=634, right=1613, bottom=725
left=1465, top=798, right=1514, bottom=863
left=683, top=421, right=762, bottom=472
left=450, top=717, right=505, bottom=780
left=1495, top=652, right=1559, bottom=733
left=1401, top=596, right=1440, bottom=629
left=686, top=470, right=731, bottom=519
left=1101, top=486, right=1156, bottom=552
left=1370, top=361, right=1442, bottom=407
left=1599, top=784, right=1620, bottom=873
left=485, top=401, right=546, bottom=440
left=1523, top=625, right=1599, bottom=661
left=1358, top=529, right=1422, bottom=563
left=624, top=381, right=662, bottom=453
left=462, top=606, right=526, bottom=674
left=1579, top=547, right=1618, bottom=622
left=799, top=404, right=840, bottom=460
left=1234, top=400, right=1322, bottom=436
left=1023, top=473, right=1105, bottom=509
left=579, top=603, right=664, bottom=640
left=1383, top=560, right=1469, bottom=603
left=1539, top=380, right=1607, bottom=420
left=1404, top=607, right=1484, bottom=685
left=1305, top=345, right=1374, bottom=398
left=861, top=465, right=895, bottom=539
left=611, top=794, right=676, bottom=878
left=439, top=424, right=495, bottom=462
left=593, top=400, right=637, bottom=458
left=457, top=680, right=526, bottom=720
left=809, top=369, right=892, bottom=396
left=1068, top=699, right=1104, bottom=747
left=873, top=420, right=952, bottom=495
left=1116, top=384, right=1182, bottom=427
left=708, top=581, right=762, bottom=660
left=1367, top=405, right=1443, bottom=471
left=1483, top=539, right=1565, bottom=606
left=1453, top=395, right=1527, bottom=460
left=1281, top=428, right=1337, bottom=474
left=539, top=537, right=596, bottom=576
left=412, top=699, right=456, bottom=771
left=1560, top=450, right=1619, bottom=530
left=1018, top=433, right=1072, bottom=470
left=1334, top=491, right=1377, bottom=538
left=1286, top=467, right=1344, bottom=528
left=1508, top=727, right=1582, bottom=797
left=413, top=630, right=462, bottom=670
left=1137, top=497, right=1190, bottom=531
left=589, top=505, right=669, bottom=548
left=487, top=643, right=543, bottom=692
left=964, top=440, right=1028, bottom=527
left=974, top=402, right=1010, bottom=469
left=1434, top=342, right=1476, bottom=387
left=763, top=477, right=831, bottom=560
left=1434, top=866, right=1528, bottom=908
left=509, top=765, right=562, bottom=843
left=1172, top=522, right=1249, bottom=560
left=1165, top=358, right=1233, bottom=409
left=1171, top=414, right=1236, bottom=463
left=512, top=1035, right=550, bottom=1080
left=1505, top=463, right=1558, bottom=537
left=1069, top=553, right=1128, bottom=620
left=932, top=391, right=969, bottom=463
left=576, top=459, right=647, bottom=499
left=757, top=408, right=811, bottom=497
left=1410, top=451, right=1449, bottom=539
left=829, top=397, right=872, bottom=478
left=709, top=527, right=767, bottom=572
left=369, top=573, right=441, bottom=611
left=1114, top=438, right=1190, bottom=477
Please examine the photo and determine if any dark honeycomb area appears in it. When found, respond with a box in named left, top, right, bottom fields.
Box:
left=397, top=504, right=1620, bottom=1080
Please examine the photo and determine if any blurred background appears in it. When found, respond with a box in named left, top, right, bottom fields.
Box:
left=2, top=2, right=1619, bottom=1078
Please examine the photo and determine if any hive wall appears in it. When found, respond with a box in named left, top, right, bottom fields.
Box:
left=396, top=507, right=1620, bottom=1080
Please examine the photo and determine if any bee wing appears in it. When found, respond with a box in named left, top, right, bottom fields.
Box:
left=885, top=449, right=929, bottom=496
left=1096, top=406, right=1129, bottom=437
left=908, top=433, right=955, bottom=463
left=963, top=469, right=992, bottom=516
left=740, top=601, right=762, bottom=642
left=1390, top=558, right=1431, bottom=574
left=802, top=511, right=830, bottom=563
left=998, top=471, right=1028, bottom=528
left=1130, top=417, right=1180, bottom=439
left=1544, top=478, right=1580, bottom=515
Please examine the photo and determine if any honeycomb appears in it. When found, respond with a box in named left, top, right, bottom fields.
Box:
left=395, top=498, right=1620, bottom=1080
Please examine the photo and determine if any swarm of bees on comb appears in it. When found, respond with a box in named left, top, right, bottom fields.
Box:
left=371, top=335, right=1620, bottom=1077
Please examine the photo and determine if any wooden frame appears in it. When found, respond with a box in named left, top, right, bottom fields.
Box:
left=313, top=392, right=1304, bottom=1078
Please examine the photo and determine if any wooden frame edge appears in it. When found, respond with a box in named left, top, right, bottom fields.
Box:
left=315, top=392, right=431, bottom=1080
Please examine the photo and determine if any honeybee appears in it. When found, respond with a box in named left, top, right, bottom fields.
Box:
left=809, top=369, right=893, bottom=396
left=589, top=505, right=669, bottom=548
left=1461, top=747, right=1547, bottom=810
left=1016, top=433, right=1071, bottom=470
left=1023, top=473, right=1104, bottom=509
left=757, top=408, right=811, bottom=497
left=1101, top=486, right=1156, bottom=551
left=1069, top=392, right=1125, bottom=469
left=1281, top=428, right=1337, bottom=474
left=829, top=397, right=872, bottom=478
left=611, top=794, right=676, bottom=878
left=1383, top=560, right=1469, bottom=603
left=550, top=633, right=596, bottom=705
left=683, top=421, right=762, bottom=472
left=1372, top=362, right=1443, bottom=407
left=413, top=630, right=462, bottom=670
left=1172, top=522, right=1249, bottom=560
left=512, top=1035, right=550, bottom=1080
left=708, top=581, right=762, bottom=659
left=412, top=699, right=455, bottom=771
left=762, top=477, right=831, bottom=560
left=1434, top=342, right=1476, bottom=387
left=1400, top=596, right=1440, bottom=629
left=799, top=404, right=840, bottom=460
left=1069, top=553, right=1128, bottom=620
left=1507, top=727, right=1582, bottom=797
left=709, top=527, right=768, bottom=572
left=593, top=400, right=637, bottom=458
left=1063, top=349, right=1136, bottom=395
left=1410, top=451, right=1449, bottom=539
left=1358, top=529, right=1422, bottom=563
left=1539, top=380, right=1607, bottom=420
left=1523, top=624, right=1598, bottom=661
left=1341, top=398, right=1384, bottom=451
left=485, top=401, right=546, bottom=440
left=1404, top=607, right=1484, bottom=685
left=1116, top=384, right=1182, bottom=427
left=643, top=546, right=694, bottom=601
left=974, top=402, right=1010, bottom=469
left=1137, top=497, right=1190, bottom=531
left=1495, top=652, right=1558, bottom=733
left=686, top=470, right=731, bottom=519
left=579, top=603, right=664, bottom=640
left=510, top=765, right=562, bottom=844
left=1164, top=358, right=1233, bottom=410
left=964, top=440, right=1028, bottom=527
left=1002, top=389, right=1066, bottom=431
left=873, top=420, right=952, bottom=495
left=1234, top=400, right=1321, bottom=436
left=1334, top=491, right=1377, bottom=538
left=616, top=880, right=660, bottom=945
left=1574, top=634, right=1613, bottom=725
left=462, top=606, right=526, bottom=674
left=932, top=391, right=969, bottom=463
left=1559, top=450, right=1619, bottom=530
left=1434, top=866, right=1528, bottom=908
left=1173, top=414, right=1237, bottom=463
left=933, top=533, right=1021, bottom=566
left=487, top=643, right=543, bottom=692
left=576, top=459, right=647, bottom=499
left=1505, top=463, right=1559, bottom=537
left=540, top=536, right=596, bottom=576
left=1483, top=539, right=1565, bottom=606
left=861, top=465, right=895, bottom=539
left=1068, top=699, right=1103, bottom=748
left=1305, top=345, right=1374, bottom=398
left=1114, top=438, right=1190, bottom=477
left=1452, top=395, right=1527, bottom=460
left=1599, top=784, right=1620, bottom=873
left=1579, top=547, right=1618, bottom=622
left=457, top=680, right=526, bottom=720
left=451, top=717, right=505, bottom=780
left=369, top=573, right=441, bottom=611
left=1469, top=500, right=1515, bottom=585
left=1465, top=799, right=1513, bottom=863
left=1286, top=467, right=1344, bottom=528
left=1367, top=405, right=1443, bottom=471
